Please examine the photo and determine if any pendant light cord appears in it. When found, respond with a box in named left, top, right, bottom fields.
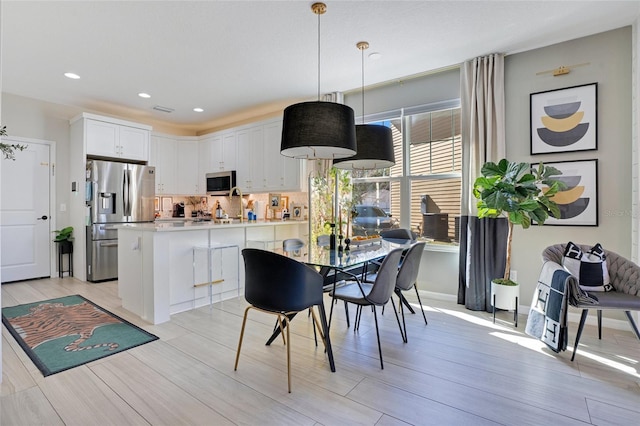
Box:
left=361, top=45, right=365, bottom=124
left=356, top=41, right=369, bottom=124
left=317, top=9, right=321, bottom=101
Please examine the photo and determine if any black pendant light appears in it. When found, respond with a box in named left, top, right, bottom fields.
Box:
left=333, top=41, right=395, bottom=170
left=280, top=2, right=357, bottom=160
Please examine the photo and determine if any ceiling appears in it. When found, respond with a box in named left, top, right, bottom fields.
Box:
left=2, top=1, right=639, bottom=134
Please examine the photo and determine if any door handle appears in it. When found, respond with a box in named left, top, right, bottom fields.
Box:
left=37, top=215, right=48, bottom=220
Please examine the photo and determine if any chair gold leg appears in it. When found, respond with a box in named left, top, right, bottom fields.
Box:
left=276, top=314, right=287, bottom=346
left=283, top=316, right=292, bottom=393
left=280, top=318, right=287, bottom=345
left=234, top=306, right=252, bottom=371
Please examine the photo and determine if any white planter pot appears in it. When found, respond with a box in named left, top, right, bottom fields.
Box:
left=491, top=280, right=519, bottom=311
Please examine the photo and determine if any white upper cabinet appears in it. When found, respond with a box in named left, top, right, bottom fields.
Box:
left=202, top=132, right=237, bottom=172
left=263, top=120, right=300, bottom=191
left=221, top=133, right=237, bottom=171
left=235, top=118, right=301, bottom=194
left=149, top=135, right=177, bottom=194
left=237, top=126, right=265, bottom=192
left=197, top=138, right=212, bottom=193
left=85, top=117, right=149, bottom=162
left=177, top=140, right=199, bottom=194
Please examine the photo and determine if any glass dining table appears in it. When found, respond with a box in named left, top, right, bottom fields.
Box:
left=264, top=239, right=412, bottom=345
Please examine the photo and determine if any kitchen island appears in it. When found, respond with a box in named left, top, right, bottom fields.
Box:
left=116, top=220, right=307, bottom=324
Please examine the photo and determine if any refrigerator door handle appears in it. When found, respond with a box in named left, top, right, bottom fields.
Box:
left=123, top=169, right=131, bottom=217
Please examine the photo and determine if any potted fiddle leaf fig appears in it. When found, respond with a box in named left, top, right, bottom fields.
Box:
left=473, top=159, right=565, bottom=310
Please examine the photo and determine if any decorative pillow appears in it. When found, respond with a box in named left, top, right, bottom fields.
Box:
left=562, top=242, right=612, bottom=292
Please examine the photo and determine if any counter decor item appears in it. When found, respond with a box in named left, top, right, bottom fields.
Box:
left=269, top=193, right=282, bottom=210
left=186, top=196, right=201, bottom=217
left=329, top=223, right=336, bottom=249
left=290, top=203, right=301, bottom=220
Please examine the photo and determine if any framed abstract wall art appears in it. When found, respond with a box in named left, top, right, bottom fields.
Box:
left=530, top=83, right=597, bottom=155
left=533, top=159, right=598, bottom=226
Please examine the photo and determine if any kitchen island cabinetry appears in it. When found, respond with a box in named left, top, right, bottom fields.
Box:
left=117, top=220, right=307, bottom=324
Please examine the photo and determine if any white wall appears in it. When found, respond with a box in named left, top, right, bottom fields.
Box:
left=342, top=26, right=635, bottom=312
left=1, top=93, right=81, bottom=230
left=506, top=27, right=633, bottom=310
left=343, top=67, right=460, bottom=118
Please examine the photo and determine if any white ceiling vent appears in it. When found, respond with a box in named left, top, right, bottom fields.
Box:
left=153, top=105, right=174, bottom=113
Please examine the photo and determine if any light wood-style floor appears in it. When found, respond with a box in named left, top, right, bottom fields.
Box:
left=2, top=276, right=640, bottom=425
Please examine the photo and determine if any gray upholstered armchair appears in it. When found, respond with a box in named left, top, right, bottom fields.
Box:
left=542, top=243, right=640, bottom=360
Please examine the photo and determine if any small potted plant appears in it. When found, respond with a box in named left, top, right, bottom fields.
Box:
left=53, top=226, right=74, bottom=254
left=186, top=196, right=201, bottom=217
left=473, top=159, right=565, bottom=311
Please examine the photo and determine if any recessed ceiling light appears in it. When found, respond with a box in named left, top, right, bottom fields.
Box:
left=368, top=52, right=382, bottom=60
left=193, top=107, right=204, bottom=112
left=64, top=72, right=80, bottom=79
left=138, top=93, right=151, bottom=98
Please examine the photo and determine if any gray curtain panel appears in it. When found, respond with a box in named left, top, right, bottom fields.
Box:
left=457, top=216, right=508, bottom=311
left=458, top=54, right=506, bottom=312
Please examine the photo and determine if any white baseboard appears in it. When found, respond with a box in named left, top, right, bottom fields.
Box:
left=420, top=290, right=636, bottom=333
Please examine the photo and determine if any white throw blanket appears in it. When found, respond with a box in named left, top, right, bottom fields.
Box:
left=525, top=261, right=582, bottom=352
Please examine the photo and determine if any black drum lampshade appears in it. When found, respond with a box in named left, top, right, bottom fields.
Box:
left=333, top=124, right=395, bottom=170
left=280, top=101, right=357, bottom=160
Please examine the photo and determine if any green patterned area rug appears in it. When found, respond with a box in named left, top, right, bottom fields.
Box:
left=2, top=294, right=158, bottom=377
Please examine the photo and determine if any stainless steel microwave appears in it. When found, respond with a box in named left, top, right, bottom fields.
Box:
left=206, top=171, right=236, bottom=195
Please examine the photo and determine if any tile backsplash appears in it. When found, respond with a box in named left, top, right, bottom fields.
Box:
left=157, top=192, right=308, bottom=220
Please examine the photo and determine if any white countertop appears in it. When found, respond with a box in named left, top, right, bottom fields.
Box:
left=116, top=219, right=307, bottom=232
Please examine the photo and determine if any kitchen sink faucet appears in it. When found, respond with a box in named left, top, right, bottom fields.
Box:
left=229, top=186, right=243, bottom=223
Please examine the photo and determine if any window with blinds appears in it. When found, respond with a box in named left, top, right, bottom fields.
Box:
left=350, top=103, right=461, bottom=245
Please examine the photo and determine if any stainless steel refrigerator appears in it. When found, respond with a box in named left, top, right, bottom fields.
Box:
left=86, top=160, right=155, bottom=282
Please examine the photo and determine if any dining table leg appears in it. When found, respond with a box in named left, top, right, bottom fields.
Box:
left=265, top=312, right=297, bottom=346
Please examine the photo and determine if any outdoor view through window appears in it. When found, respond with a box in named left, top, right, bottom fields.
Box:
left=351, top=106, right=461, bottom=245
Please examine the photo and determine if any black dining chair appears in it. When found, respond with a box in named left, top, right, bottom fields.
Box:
left=234, top=248, right=335, bottom=393
left=394, top=242, right=428, bottom=342
left=329, top=247, right=404, bottom=369
left=380, top=228, right=418, bottom=244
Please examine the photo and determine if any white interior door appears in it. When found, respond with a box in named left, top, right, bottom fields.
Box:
left=1, top=139, right=52, bottom=282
